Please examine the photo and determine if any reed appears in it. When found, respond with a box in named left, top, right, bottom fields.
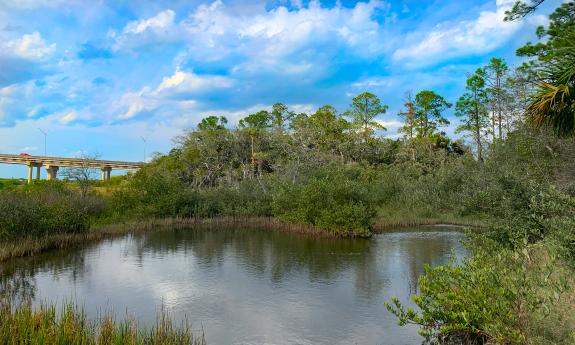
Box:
left=0, top=301, right=206, bottom=345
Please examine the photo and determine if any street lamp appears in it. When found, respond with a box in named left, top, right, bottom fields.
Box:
left=37, top=128, right=47, bottom=156
left=140, top=136, right=147, bottom=163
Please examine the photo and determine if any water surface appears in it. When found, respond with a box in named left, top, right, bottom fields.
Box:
left=1, top=226, right=466, bottom=345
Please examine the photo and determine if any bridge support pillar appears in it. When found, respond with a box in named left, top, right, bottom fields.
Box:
left=27, top=163, right=33, bottom=184
left=101, top=167, right=112, bottom=181
left=45, top=165, right=59, bottom=181
left=26, top=162, right=42, bottom=184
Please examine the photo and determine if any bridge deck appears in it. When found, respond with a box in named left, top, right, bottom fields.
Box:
left=0, top=154, right=144, bottom=170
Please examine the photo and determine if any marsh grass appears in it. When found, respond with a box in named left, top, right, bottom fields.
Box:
left=0, top=216, right=347, bottom=262
left=373, top=210, right=485, bottom=232
left=0, top=301, right=206, bottom=345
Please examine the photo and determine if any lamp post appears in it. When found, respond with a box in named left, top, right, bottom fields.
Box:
left=38, top=128, right=47, bottom=156
left=141, top=136, right=147, bottom=163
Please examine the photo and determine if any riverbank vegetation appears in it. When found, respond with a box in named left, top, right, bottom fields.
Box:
left=0, top=1, right=573, bottom=344
left=386, top=2, right=575, bottom=344
left=0, top=301, right=206, bottom=345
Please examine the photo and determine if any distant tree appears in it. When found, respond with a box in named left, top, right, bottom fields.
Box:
left=61, top=153, right=100, bottom=197
left=398, top=91, right=417, bottom=139
left=239, top=110, right=271, bottom=131
left=455, top=72, right=491, bottom=162
left=300, top=105, right=351, bottom=156
left=239, top=111, right=272, bottom=133
left=345, top=92, right=388, bottom=141
left=413, top=90, right=452, bottom=138
left=270, top=103, right=295, bottom=132
left=198, top=116, right=228, bottom=131
left=479, top=58, right=509, bottom=139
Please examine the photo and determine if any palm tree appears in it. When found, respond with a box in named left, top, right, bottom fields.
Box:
left=527, top=40, right=575, bottom=137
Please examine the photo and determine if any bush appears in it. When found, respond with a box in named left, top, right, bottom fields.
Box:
left=271, top=165, right=376, bottom=236
left=0, top=184, right=100, bottom=240
left=386, top=238, right=574, bottom=345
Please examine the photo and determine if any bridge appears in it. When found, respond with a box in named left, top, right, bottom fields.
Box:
left=0, top=154, right=145, bottom=183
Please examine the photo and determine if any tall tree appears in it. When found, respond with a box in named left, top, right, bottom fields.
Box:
left=345, top=92, right=388, bottom=141
left=398, top=91, right=417, bottom=139
left=515, top=2, right=575, bottom=74
left=198, top=116, right=228, bottom=131
left=270, top=103, right=294, bottom=132
left=414, top=90, right=452, bottom=138
left=479, top=58, right=509, bottom=139
left=239, top=111, right=271, bottom=133
left=455, top=72, right=491, bottom=162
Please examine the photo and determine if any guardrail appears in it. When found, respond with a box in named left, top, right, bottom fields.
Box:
left=0, top=154, right=145, bottom=183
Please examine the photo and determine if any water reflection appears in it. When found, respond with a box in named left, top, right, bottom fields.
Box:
left=0, top=226, right=465, bottom=345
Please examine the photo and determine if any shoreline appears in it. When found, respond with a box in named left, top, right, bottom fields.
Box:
left=0, top=216, right=482, bottom=262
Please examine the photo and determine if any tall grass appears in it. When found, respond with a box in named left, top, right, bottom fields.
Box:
left=0, top=301, right=206, bottom=345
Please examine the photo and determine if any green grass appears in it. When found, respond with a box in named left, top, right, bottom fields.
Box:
left=0, top=301, right=206, bottom=345
left=374, top=208, right=485, bottom=232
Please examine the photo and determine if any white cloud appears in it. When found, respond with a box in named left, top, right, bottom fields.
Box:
left=114, top=1, right=391, bottom=70
left=392, top=0, right=522, bottom=67
left=114, top=68, right=234, bottom=121
left=58, top=111, right=77, bottom=124
left=156, top=70, right=233, bottom=95
left=115, top=89, right=160, bottom=120
left=123, top=9, right=176, bottom=35
left=114, top=9, right=180, bottom=51
left=2, top=32, right=55, bottom=59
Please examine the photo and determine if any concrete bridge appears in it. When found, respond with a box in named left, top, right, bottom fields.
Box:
left=0, top=154, right=144, bottom=183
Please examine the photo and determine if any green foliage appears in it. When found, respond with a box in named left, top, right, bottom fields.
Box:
left=386, top=236, right=574, bottom=345
left=455, top=71, right=491, bottom=161
left=197, top=115, right=228, bottom=131
left=271, top=165, right=376, bottom=236
left=0, top=183, right=105, bottom=240
left=504, top=0, right=546, bottom=21
left=344, top=92, right=388, bottom=140
left=0, top=302, right=205, bottom=345
left=0, top=179, right=24, bottom=190
left=414, top=90, right=452, bottom=137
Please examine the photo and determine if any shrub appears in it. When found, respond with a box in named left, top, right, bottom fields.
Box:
left=0, top=184, right=98, bottom=240
left=271, top=165, right=376, bottom=236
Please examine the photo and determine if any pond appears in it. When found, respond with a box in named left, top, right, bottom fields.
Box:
left=0, top=225, right=466, bottom=345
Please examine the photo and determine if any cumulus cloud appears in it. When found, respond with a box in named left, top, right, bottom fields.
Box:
left=113, top=1, right=391, bottom=69
left=114, top=68, right=234, bottom=120
left=393, top=0, right=522, bottom=67
left=0, top=32, right=55, bottom=87
left=114, top=9, right=181, bottom=51
left=2, top=32, right=55, bottom=59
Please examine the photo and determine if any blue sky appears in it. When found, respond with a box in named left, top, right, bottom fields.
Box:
left=0, top=0, right=560, bottom=177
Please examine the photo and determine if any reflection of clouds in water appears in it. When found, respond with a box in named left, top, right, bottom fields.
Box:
left=2, top=226, right=466, bottom=345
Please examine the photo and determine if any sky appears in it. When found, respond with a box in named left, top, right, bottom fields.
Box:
left=0, top=0, right=561, bottom=178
